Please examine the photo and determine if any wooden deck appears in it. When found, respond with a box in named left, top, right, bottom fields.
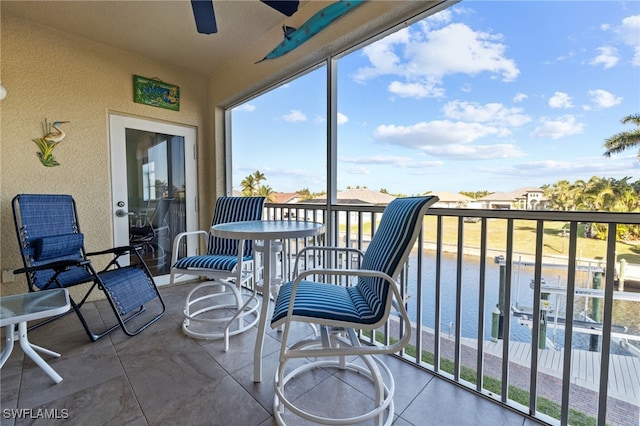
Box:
left=481, top=338, right=640, bottom=403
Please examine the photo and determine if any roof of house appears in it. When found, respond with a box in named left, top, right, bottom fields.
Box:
left=430, top=191, right=473, bottom=203
left=479, top=187, right=546, bottom=202
left=270, top=192, right=300, bottom=204
left=306, top=188, right=396, bottom=205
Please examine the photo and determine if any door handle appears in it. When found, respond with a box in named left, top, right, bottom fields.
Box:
left=115, top=209, right=133, bottom=218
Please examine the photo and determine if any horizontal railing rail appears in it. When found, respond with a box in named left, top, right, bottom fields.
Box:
left=264, top=202, right=640, bottom=426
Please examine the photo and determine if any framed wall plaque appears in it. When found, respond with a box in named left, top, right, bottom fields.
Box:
left=133, top=75, right=180, bottom=111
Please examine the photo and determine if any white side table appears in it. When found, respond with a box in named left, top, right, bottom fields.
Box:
left=0, top=289, right=71, bottom=384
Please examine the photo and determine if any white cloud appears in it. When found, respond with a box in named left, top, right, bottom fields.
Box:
left=235, top=103, right=256, bottom=112
left=513, top=93, right=528, bottom=103
left=483, top=157, right=636, bottom=178
left=337, top=112, right=349, bottom=125
left=372, top=120, right=526, bottom=160
left=420, top=8, right=454, bottom=30
left=282, top=110, right=307, bottom=123
left=353, top=29, right=409, bottom=83
left=388, top=81, right=444, bottom=98
left=443, top=100, right=531, bottom=127
left=530, top=115, right=585, bottom=139
left=616, top=15, right=640, bottom=66
left=587, top=89, right=622, bottom=108
left=340, top=155, right=443, bottom=168
left=421, top=143, right=525, bottom=160
left=548, top=92, right=574, bottom=109
left=590, top=46, right=619, bottom=68
left=374, top=120, right=502, bottom=147
left=343, top=166, right=370, bottom=175
left=353, top=19, right=519, bottom=99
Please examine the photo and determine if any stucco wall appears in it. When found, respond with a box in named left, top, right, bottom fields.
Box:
left=0, top=15, right=209, bottom=297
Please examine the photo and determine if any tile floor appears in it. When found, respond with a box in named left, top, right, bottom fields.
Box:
left=1, top=282, right=543, bottom=425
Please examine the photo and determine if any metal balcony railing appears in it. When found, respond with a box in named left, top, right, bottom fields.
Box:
left=263, top=202, right=640, bottom=426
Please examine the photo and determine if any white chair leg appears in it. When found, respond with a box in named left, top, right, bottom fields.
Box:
left=273, top=328, right=395, bottom=425
left=182, top=280, right=260, bottom=342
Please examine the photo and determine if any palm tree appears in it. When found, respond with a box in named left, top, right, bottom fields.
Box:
left=240, top=170, right=267, bottom=196
left=296, top=188, right=312, bottom=200
left=257, top=184, right=274, bottom=202
left=543, top=180, right=574, bottom=211
left=603, top=113, right=640, bottom=159
left=240, top=175, right=256, bottom=196
left=579, top=176, right=615, bottom=211
left=252, top=170, right=266, bottom=184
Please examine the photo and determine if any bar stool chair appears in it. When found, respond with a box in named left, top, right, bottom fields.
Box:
left=170, top=196, right=265, bottom=350
left=270, top=196, right=438, bottom=425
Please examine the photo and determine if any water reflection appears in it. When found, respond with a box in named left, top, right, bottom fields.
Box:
left=405, top=250, right=637, bottom=355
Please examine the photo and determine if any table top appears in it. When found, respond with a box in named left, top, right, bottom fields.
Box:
left=0, top=289, right=70, bottom=326
left=211, top=220, right=325, bottom=241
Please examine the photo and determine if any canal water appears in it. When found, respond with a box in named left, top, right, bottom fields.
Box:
left=404, top=250, right=637, bottom=355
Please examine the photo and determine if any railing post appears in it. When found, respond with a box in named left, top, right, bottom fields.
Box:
left=618, top=258, right=626, bottom=291
left=496, top=263, right=505, bottom=339
left=539, top=292, right=549, bottom=349
left=590, top=271, right=602, bottom=351
left=491, top=305, right=500, bottom=342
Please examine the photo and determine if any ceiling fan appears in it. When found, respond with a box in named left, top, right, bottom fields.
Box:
left=190, top=0, right=300, bottom=34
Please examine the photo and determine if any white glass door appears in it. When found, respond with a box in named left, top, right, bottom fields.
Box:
left=109, top=114, right=197, bottom=285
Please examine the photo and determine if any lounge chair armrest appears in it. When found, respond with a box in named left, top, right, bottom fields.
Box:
left=14, top=258, right=91, bottom=275
left=86, top=245, right=134, bottom=257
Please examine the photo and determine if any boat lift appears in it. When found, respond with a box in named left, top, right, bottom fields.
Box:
left=492, top=256, right=640, bottom=354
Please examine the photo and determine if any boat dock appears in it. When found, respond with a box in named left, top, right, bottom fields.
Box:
left=477, top=337, right=640, bottom=404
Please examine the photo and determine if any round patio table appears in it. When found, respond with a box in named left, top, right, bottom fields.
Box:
left=211, top=220, right=325, bottom=382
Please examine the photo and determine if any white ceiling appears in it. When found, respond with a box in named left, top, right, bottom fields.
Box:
left=2, top=0, right=315, bottom=76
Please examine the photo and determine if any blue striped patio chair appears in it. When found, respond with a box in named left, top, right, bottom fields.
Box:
left=170, top=196, right=265, bottom=350
left=12, top=194, right=165, bottom=342
left=270, top=196, right=438, bottom=425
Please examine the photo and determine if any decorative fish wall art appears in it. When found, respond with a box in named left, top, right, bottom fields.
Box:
left=258, top=0, right=365, bottom=62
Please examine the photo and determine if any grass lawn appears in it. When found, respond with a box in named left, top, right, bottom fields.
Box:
left=341, top=216, right=640, bottom=264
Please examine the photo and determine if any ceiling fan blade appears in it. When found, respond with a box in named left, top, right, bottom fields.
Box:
left=191, top=0, right=218, bottom=34
left=260, top=1, right=299, bottom=17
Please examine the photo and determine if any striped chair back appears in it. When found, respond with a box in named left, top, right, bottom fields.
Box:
left=356, top=196, right=437, bottom=324
left=207, top=197, right=265, bottom=257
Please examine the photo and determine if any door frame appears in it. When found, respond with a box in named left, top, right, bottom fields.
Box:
left=109, top=113, right=198, bottom=285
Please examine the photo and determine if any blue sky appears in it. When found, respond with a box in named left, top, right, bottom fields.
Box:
left=232, top=1, right=640, bottom=195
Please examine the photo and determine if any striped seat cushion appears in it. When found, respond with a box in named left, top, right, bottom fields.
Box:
left=271, top=281, right=375, bottom=326
left=173, top=254, right=252, bottom=272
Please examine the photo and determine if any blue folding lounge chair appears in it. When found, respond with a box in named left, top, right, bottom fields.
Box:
left=12, top=194, right=166, bottom=342
left=270, top=196, right=438, bottom=425
left=170, top=196, right=265, bottom=350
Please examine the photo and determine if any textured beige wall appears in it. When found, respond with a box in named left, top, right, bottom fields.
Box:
left=0, top=15, right=209, bottom=297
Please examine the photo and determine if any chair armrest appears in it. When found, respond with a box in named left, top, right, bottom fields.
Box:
left=86, top=245, right=133, bottom=257
left=292, top=267, right=389, bottom=286
left=292, top=246, right=364, bottom=275
left=284, top=267, right=412, bottom=354
left=171, top=230, right=210, bottom=265
left=14, top=259, right=91, bottom=275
